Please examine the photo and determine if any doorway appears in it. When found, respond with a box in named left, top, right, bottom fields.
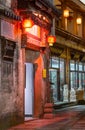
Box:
left=25, top=63, right=34, bottom=117
left=49, top=68, right=60, bottom=103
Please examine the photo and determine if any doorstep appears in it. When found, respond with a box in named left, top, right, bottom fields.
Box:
left=25, top=117, right=38, bottom=122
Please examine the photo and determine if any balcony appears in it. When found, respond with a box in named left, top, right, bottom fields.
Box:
left=55, top=27, right=85, bottom=46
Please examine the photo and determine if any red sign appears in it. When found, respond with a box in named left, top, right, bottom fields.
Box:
left=24, top=25, right=49, bottom=49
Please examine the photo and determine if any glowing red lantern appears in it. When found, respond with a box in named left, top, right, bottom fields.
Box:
left=22, top=18, right=34, bottom=29
left=47, top=35, right=56, bottom=46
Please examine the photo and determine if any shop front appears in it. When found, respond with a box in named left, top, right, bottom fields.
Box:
left=49, top=40, right=85, bottom=104
left=0, top=0, right=61, bottom=129
left=21, top=21, right=50, bottom=118
left=49, top=56, right=66, bottom=103
left=19, top=0, right=61, bottom=118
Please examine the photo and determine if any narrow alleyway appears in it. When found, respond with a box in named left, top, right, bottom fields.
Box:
left=8, top=105, right=85, bottom=130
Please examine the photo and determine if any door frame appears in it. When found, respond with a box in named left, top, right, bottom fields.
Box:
left=24, top=62, right=34, bottom=117
left=49, top=68, right=60, bottom=102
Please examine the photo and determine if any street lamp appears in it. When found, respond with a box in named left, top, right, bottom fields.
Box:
left=63, top=9, right=69, bottom=30
left=76, top=17, right=82, bottom=35
left=76, top=17, right=82, bottom=25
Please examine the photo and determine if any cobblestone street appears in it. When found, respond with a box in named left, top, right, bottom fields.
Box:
left=8, top=105, right=85, bottom=130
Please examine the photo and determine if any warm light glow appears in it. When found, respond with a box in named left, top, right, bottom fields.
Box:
left=47, top=35, right=56, bottom=46
left=22, top=18, right=34, bottom=28
left=24, top=28, right=30, bottom=33
left=43, top=17, right=46, bottom=20
left=39, top=14, right=41, bottom=18
left=49, top=43, right=54, bottom=46
left=76, top=17, right=82, bottom=24
left=63, top=9, right=69, bottom=18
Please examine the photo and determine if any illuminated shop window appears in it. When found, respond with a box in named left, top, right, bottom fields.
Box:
left=49, top=57, right=65, bottom=102
left=70, top=60, right=85, bottom=89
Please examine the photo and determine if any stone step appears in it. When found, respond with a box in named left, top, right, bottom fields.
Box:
left=44, top=108, right=53, bottom=113
left=43, top=113, right=54, bottom=119
left=44, top=103, right=53, bottom=108
left=43, top=103, right=54, bottom=119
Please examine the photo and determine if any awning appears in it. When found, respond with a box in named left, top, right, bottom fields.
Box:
left=17, top=0, right=61, bottom=20
left=0, top=9, right=21, bottom=21
left=50, top=46, right=64, bottom=57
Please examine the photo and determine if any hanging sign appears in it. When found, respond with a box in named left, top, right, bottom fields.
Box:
left=21, top=25, right=49, bottom=50
left=0, top=19, right=15, bottom=40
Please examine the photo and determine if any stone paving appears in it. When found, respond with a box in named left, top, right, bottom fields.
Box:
left=8, top=105, right=85, bottom=130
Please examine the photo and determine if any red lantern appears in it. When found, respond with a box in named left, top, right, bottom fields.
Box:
left=47, top=35, right=56, bottom=46
left=22, top=18, right=34, bottom=29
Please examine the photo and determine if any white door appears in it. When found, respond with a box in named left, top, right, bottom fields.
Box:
left=25, top=63, right=34, bottom=116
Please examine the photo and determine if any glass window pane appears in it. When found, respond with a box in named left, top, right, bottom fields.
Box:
left=60, top=59, right=65, bottom=101
left=51, top=58, right=59, bottom=68
left=49, top=69, right=58, bottom=103
left=76, top=62, right=78, bottom=71
left=60, top=59, right=65, bottom=84
left=84, top=64, right=85, bottom=71
left=79, top=63, right=83, bottom=71
left=70, top=72, right=77, bottom=88
left=82, top=73, right=85, bottom=89
left=79, top=73, right=83, bottom=89
left=70, top=62, right=75, bottom=70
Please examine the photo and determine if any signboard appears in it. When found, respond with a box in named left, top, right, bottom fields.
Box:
left=21, top=25, right=49, bottom=49
left=1, top=19, right=15, bottom=40
left=27, top=32, right=41, bottom=47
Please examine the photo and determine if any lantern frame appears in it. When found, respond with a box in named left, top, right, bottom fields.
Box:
left=47, top=35, right=56, bottom=46
left=63, top=9, right=69, bottom=18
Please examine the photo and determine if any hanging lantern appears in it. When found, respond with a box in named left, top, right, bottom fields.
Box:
left=63, top=9, right=69, bottom=18
left=47, top=35, right=56, bottom=46
left=76, top=17, right=82, bottom=25
left=22, top=18, right=34, bottom=29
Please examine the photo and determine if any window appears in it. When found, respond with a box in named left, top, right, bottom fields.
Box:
left=70, top=61, right=75, bottom=70
left=50, top=57, right=59, bottom=68
left=70, top=60, right=85, bottom=89
left=49, top=57, right=65, bottom=102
